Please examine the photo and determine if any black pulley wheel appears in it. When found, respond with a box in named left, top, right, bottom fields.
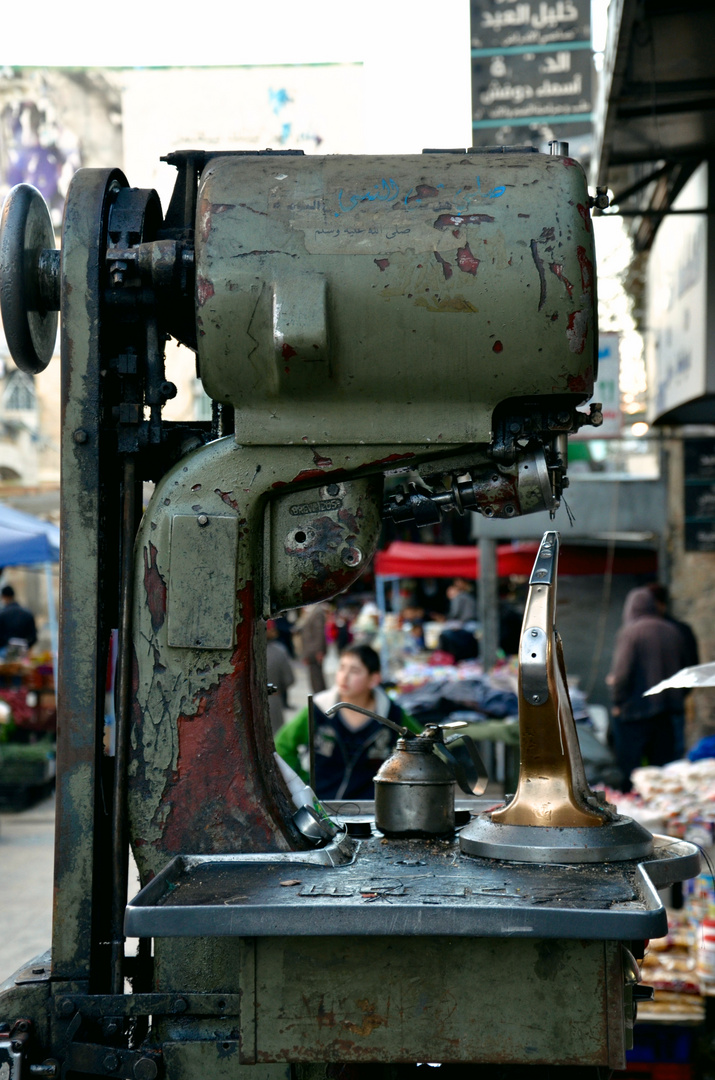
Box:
left=0, top=183, right=58, bottom=374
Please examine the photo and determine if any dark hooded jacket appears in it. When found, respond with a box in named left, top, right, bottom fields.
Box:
left=609, top=587, right=690, bottom=721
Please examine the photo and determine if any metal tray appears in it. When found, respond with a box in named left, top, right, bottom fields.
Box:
left=125, top=825, right=700, bottom=940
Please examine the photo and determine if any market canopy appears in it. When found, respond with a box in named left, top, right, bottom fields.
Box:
left=374, top=541, right=657, bottom=579
left=0, top=503, right=60, bottom=565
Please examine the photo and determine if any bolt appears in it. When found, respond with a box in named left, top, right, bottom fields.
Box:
left=103, top=1055, right=119, bottom=1073
left=326, top=484, right=340, bottom=496
left=531, top=629, right=538, bottom=637
left=73, top=429, right=88, bottom=444
left=133, top=1058, right=158, bottom=1080
left=160, top=381, right=177, bottom=401
left=12, top=1042, right=22, bottom=1053
left=197, top=514, right=209, bottom=527
left=59, top=999, right=75, bottom=1017
left=532, top=694, right=540, bottom=703
left=173, top=997, right=188, bottom=1014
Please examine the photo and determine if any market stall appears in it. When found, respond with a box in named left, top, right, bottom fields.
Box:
left=0, top=502, right=59, bottom=804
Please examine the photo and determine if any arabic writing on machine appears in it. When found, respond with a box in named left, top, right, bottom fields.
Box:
left=334, top=177, right=506, bottom=218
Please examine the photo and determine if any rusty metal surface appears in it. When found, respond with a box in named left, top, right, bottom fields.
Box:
left=121, top=831, right=701, bottom=943
left=269, top=477, right=383, bottom=610
left=54, top=167, right=128, bottom=982
left=196, top=151, right=597, bottom=446
left=128, top=438, right=488, bottom=882
left=246, top=936, right=619, bottom=1065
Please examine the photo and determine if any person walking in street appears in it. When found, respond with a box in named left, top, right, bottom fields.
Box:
left=275, top=643, right=419, bottom=801
left=295, top=603, right=327, bottom=693
left=266, top=619, right=295, bottom=735
left=0, top=585, right=37, bottom=651
left=646, top=582, right=699, bottom=757
left=608, top=586, right=690, bottom=790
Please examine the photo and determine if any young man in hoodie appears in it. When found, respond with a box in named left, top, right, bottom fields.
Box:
left=275, top=643, right=419, bottom=801
left=608, top=586, right=691, bottom=790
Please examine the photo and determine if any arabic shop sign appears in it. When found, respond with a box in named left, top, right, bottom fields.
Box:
left=470, top=0, right=592, bottom=149
left=473, top=48, right=592, bottom=125
left=472, top=0, right=591, bottom=51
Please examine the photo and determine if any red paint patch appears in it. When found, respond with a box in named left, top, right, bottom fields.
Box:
left=567, top=366, right=593, bottom=393
left=197, top=276, right=215, bottom=307
left=282, top=343, right=297, bottom=360
left=492, top=340, right=503, bottom=353
left=406, top=184, right=442, bottom=202
left=374, top=258, right=390, bottom=272
left=566, top=310, right=589, bottom=355
left=370, top=452, right=415, bottom=466
left=159, top=584, right=293, bottom=860
left=434, top=251, right=453, bottom=280
left=549, top=262, right=574, bottom=297
left=457, top=243, right=480, bottom=276
left=143, top=543, right=167, bottom=634
left=577, top=204, right=592, bottom=232
left=434, top=213, right=494, bottom=231
left=577, top=245, right=594, bottom=293
left=215, top=489, right=240, bottom=511
left=312, top=449, right=333, bottom=468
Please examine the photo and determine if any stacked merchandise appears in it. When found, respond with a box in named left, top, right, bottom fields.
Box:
left=609, top=760, right=715, bottom=1027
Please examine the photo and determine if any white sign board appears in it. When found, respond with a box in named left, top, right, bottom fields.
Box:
left=572, top=331, right=621, bottom=439
left=646, top=163, right=709, bottom=422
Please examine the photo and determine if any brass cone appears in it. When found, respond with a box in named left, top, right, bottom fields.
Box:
left=492, top=533, right=605, bottom=829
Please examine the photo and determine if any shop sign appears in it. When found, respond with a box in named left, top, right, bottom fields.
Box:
left=471, top=0, right=593, bottom=151
left=471, top=0, right=591, bottom=51
left=646, top=163, right=710, bottom=424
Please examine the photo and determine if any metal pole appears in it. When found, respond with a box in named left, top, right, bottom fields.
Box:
left=479, top=538, right=499, bottom=672
left=110, top=457, right=138, bottom=994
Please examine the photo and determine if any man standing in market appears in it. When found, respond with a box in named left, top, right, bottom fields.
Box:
left=0, top=585, right=37, bottom=651
left=608, top=586, right=690, bottom=790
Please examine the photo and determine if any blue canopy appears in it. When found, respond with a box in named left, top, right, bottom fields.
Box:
left=0, top=503, right=59, bottom=565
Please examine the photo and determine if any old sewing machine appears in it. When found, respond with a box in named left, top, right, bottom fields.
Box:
left=0, top=146, right=700, bottom=1079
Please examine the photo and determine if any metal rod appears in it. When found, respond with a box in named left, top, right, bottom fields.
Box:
left=308, top=694, right=316, bottom=793
left=110, top=457, right=137, bottom=995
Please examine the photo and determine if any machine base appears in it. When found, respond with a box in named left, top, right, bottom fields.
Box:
left=459, top=812, right=655, bottom=863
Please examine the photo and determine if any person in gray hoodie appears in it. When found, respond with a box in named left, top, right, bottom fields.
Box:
left=608, top=586, right=691, bottom=790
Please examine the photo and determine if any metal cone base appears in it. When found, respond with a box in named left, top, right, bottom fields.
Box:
left=459, top=812, right=654, bottom=864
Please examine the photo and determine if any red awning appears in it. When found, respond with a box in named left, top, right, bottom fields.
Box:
left=373, top=541, right=657, bottom=579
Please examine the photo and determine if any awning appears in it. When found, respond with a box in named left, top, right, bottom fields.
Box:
left=374, top=541, right=657, bottom=579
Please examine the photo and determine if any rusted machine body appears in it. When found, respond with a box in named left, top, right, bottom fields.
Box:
left=0, top=147, right=698, bottom=1080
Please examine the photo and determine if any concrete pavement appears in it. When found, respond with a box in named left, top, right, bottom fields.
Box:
left=0, top=793, right=55, bottom=984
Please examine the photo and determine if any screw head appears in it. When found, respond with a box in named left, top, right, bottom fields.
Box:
left=197, top=514, right=209, bottom=527
left=59, top=999, right=75, bottom=1017
left=103, top=1055, right=119, bottom=1073
left=133, top=1058, right=158, bottom=1080
left=73, top=429, right=88, bottom=444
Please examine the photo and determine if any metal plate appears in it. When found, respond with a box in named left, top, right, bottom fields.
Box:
left=167, top=514, right=238, bottom=649
left=125, top=829, right=698, bottom=940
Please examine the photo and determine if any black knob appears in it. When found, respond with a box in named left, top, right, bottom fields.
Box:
left=0, top=184, right=59, bottom=374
